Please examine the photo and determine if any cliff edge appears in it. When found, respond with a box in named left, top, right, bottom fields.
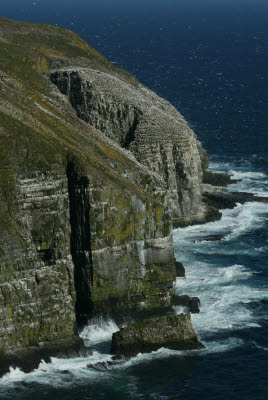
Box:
left=0, top=18, right=208, bottom=373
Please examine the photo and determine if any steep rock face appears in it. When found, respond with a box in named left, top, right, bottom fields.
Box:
left=0, top=17, right=207, bottom=371
left=0, top=168, right=83, bottom=372
left=67, top=159, right=176, bottom=323
left=0, top=125, right=176, bottom=370
left=0, top=55, right=176, bottom=373
left=50, top=68, right=206, bottom=225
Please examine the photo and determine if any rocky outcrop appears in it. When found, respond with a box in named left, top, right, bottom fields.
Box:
left=111, top=314, right=204, bottom=357
left=200, top=171, right=268, bottom=230
left=175, top=261, right=185, bottom=277
left=0, top=169, right=84, bottom=375
left=203, top=182, right=268, bottom=216
left=0, top=18, right=178, bottom=372
left=203, top=170, right=240, bottom=187
left=171, top=295, right=201, bottom=314
left=0, top=138, right=176, bottom=372
left=50, top=68, right=207, bottom=226
left=0, top=18, right=208, bottom=372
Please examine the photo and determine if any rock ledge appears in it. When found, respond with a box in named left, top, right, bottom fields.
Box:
left=111, top=314, right=204, bottom=357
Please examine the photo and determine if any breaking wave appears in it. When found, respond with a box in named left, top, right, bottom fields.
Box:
left=0, top=159, right=267, bottom=396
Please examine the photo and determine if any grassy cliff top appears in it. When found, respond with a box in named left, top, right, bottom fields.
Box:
left=0, top=17, right=138, bottom=85
left=0, top=17, right=162, bottom=229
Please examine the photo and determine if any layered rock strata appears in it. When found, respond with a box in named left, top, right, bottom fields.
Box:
left=0, top=18, right=208, bottom=373
left=50, top=68, right=207, bottom=226
left=0, top=135, right=176, bottom=373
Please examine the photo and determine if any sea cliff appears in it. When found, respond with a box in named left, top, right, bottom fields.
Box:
left=0, top=18, right=210, bottom=373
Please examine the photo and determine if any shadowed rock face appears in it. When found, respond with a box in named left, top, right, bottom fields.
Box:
left=175, top=261, right=186, bottom=277
left=203, top=170, right=240, bottom=187
left=171, top=295, right=201, bottom=314
left=203, top=190, right=268, bottom=210
left=51, top=68, right=207, bottom=224
left=66, top=160, right=93, bottom=325
left=111, top=314, right=204, bottom=357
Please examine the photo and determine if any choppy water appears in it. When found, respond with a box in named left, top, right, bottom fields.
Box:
left=1, top=159, right=267, bottom=400
left=1, top=0, right=268, bottom=399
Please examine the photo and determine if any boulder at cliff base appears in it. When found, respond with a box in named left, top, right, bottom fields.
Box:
left=111, top=314, right=204, bottom=357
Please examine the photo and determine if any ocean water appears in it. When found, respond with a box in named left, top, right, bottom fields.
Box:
left=0, top=1, right=268, bottom=399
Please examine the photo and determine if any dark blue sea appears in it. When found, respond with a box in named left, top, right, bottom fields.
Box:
left=1, top=1, right=267, bottom=399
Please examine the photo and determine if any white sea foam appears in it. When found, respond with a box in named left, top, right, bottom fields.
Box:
left=111, top=336, right=244, bottom=369
left=173, top=201, right=268, bottom=243
left=233, top=187, right=268, bottom=197
left=172, top=305, right=188, bottom=314
left=173, top=169, right=268, bottom=336
left=252, top=342, right=268, bottom=351
left=255, top=244, right=268, bottom=253
left=175, top=261, right=266, bottom=337
left=0, top=367, right=26, bottom=384
left=0, top=351, right=113, bottom=388
left=0, top=335, right=245, bottom=389
left=208, top=161, right=233, bottom=170
left=209, top=160, right=268, bottom=197
left=223, top=202, right=268, bottom=239
left=174, top=201, right=268, bottom=340
left=0, top=317, right=119, bottom=388
left=228, top=170, right=267, bottom=180
left=80, top=316, right=119, bottom=345
left=228, top=171, right=268, bottom=196
left=1, top=162, right=267, bottom=388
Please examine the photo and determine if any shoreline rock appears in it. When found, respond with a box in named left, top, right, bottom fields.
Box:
left=203, top=170, right=241, bottom=187
left=203, top=189, right=268, bottom=211
left=0, top=19, right=227, bottom=372
left=0, top=336, right=88, bottom=377
left=110, top=314, right=204, bottom=358
left=175, top=261, right=186, bottom=277
left=171, top=295, right=201, bottom=314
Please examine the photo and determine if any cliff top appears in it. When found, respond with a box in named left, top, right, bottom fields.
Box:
left=0, top=18, right=166, bottom=241
left=0, top=17, right=139, bottom=86
left=0, top=18, right=155, bottom=182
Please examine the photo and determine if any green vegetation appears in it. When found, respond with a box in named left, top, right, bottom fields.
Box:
left=0, top=18, right=176, bottom=360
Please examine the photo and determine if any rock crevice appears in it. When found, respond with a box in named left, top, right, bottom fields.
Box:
left=66, top=160, right=93, bottom=325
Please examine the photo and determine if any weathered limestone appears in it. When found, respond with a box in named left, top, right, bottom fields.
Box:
left=111, top=314, right=204, bottom=357
left=0, top=150, right=177, bottom=371
left=76, top=167, right=176, bottom=321
left=0, top=18, right=209, bottom=373
left=0, top=170, right=84, bottom=374
left=50, top=68, right=207, bottom=225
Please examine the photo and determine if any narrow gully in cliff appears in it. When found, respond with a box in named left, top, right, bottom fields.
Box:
left=66, top=160, right=93, bottom=326
left=51, top=70, right=141, bottom=151
left=121, top=109, right=140, bottom=149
